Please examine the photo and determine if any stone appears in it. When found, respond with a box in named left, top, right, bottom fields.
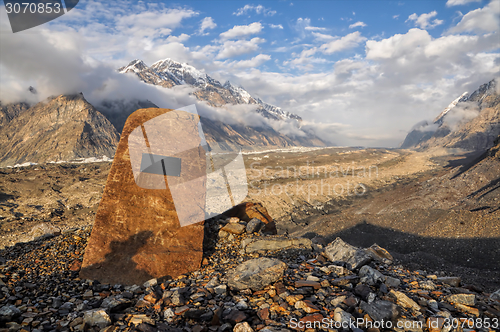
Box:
left=295, top=280, right=321, bottom=289
left=389, top=290, right=421, bottom=312
left=80, top=108, right=205, bottom=285
left=0, top=305, right=21, bottom=321
left=364, top=244, right=393, bottom=265
left=359, top=265, right=386, bottom=285
left=228, top=217, right=240, bottom=223
left=101, top=296, right=132, bottom=313
left=490, top=289, right=500, bottom=301
left=244, top=237, right=312, bottom=253
left=224, top=310, right=247, bottom=324
left=446, top=294, right=475, bottom=306
left=246, top=218, right=263, bottom=234
left=233, top=322, right=254, bottom=332
left=436, top=277, right=461, bottom=287
left=221, top=223, right=246, bottom=235
left=228, top=258, right=287, bottom=291
left=453, top=303, right=480, bottom=316
left=323, top=238, right=371, bottom=270
left=215, top=285, right=227, bottom=295
left=295, top=300, right=320, bottom=313
left=163, top=308, right=175, bottom=322
left=221, top=202, right=277, bottom=235
left=129, top=314, right=155, bottom=326
left=83, top=309, right=111, bottom=329
left=360, top=300, right=401, bottom=322
left=385, top=276, right=401, bottom=288
left=143, top=278, right=157, bottom=288
left=333, top=307, right=354, bottom=325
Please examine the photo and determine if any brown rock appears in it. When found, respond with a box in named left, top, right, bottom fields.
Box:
left=221, top=223, right=246, bottom=235
left=257, top=308, right=269, bottom=321
left=295, top=280, right=321, bottom=289
left=224, top=310, right=247, bottom=324
left=69, top=260, right=82, bottom=272
left=222, top=202, right=277, bottom=234
left=80, top=108, right=205, bottom=285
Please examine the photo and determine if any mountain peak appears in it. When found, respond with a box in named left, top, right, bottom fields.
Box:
left=118, top=59, right=148, bottom=73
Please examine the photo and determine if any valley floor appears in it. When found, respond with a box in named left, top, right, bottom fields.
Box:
left=0, top=147, right=498, bottom=289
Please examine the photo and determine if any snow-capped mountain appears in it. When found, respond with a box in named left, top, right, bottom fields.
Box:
left=401, top=79, right=499, bottom=151
left=118, top=58, right=301, bottom=122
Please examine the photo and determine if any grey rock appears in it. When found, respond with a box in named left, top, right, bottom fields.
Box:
left=385, top=276, right=401, bottom=288
left=246, top=218, right=263, bottom=234
left=360, top=300, right=401, bottom=322
left=101, top=296, right=131, bottom=312
left=228, top=258, right=287, bottom=291
left=324, top=237, right=371, bottom=270
left=143, top=278, right=157, bottom=288
left=490, top=289, right=500, bottom=301
left=215, top=285, right=227, bottom=295
left=436, top=276, right=461, bottom=287
left=83, top=309, right=111, bottom=329
left=0, top=305, right=21, bottom=321
left=359, top=265, right=386, bottom=285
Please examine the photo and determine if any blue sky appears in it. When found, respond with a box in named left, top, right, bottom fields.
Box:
left=0, top=0, right=498, bottom=146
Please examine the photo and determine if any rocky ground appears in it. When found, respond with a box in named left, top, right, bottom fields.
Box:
left=0, top=162, right=111, bottom=249
left=1, top=217, right=500, bottom=332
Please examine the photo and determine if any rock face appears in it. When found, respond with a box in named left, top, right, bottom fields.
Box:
left=227, top=258, right=287, bottom=291
left=401, top=79, right=500, bottom=151
left=0, top=94, right=119, bottom=167
left=80, top=108, right=205, bottom=285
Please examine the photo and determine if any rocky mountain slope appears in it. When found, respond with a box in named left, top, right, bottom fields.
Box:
left=119, top=59, right=301, bottom=122
left=0, top=94, right=119, bottom=167
left=401, top=79, right=499, bottom=151
left=116, top=59, right=324, bottom=150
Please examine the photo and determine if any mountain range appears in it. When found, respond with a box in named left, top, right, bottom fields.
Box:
left=0, top=59, right=326, bottom=167
left=401, top=79, right=499, bottom=151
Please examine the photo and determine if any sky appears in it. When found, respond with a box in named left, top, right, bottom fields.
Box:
left=0, top=0, right=499, bottom=147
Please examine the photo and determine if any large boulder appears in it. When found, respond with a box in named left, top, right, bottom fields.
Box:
left=228, top=258, right=287, bottom=291
left=80, top=108, right=206, bottom=285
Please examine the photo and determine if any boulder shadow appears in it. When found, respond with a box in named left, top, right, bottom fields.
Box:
left=80, top=231, right=154, bottom=285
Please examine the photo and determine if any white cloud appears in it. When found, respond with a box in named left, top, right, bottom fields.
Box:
left=320, top=31, right=366, bottom=54
left=269, top=24, right=284, bottom=29
left=446, top=0, right=481, bottom=6
left=349, top=21, right=367, bottom=29
left=449, top=1, right=500, bottom=33
left=312, top=32, right=336, bottom=41
left=198, top=17, right=217, bottom=35
left=216, top=37, right=266, bottom=59
left=304, top=26, right=327, bottom=31
left=220, top=22, right=263, bottom=40
left=233, top=4, right=276, bottom=16
left=406, top=11, right=444, bottom=29
left=229, top=54, right=272, bottom=68
left=165, top=34, right=190, bottom=43
left=393, top=15, right=400, bottom=19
